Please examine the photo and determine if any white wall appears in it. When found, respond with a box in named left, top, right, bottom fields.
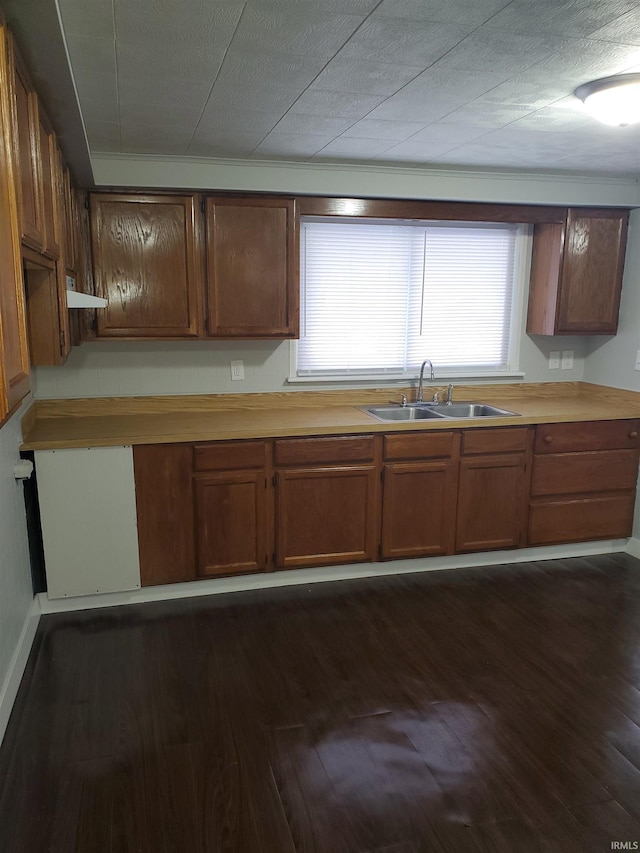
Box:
left=0, top=399, right=35, bottom=720
left=34, top=331, right=587, bottom=399
left=583, top=209, right=640, bottom=392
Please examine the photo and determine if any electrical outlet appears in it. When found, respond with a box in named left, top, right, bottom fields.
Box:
left=230, top=360, right=244, bottom=380
left=561, top=350, right=574, bottom=370
left=635, top=350, right=640, bottom=371
left=548, top=351, right=560, bottom=369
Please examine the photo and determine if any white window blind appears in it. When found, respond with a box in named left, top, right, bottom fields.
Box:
left=297, top=218, right=522, bottom=378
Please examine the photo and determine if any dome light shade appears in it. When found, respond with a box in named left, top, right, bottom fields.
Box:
left=574, top=74, right=640, bottom=126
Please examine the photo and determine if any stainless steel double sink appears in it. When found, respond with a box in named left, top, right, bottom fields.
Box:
left=363, top=402, right=519, bottom=422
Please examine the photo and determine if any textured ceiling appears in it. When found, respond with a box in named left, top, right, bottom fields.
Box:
left=57, top=0, right=640, bottom=175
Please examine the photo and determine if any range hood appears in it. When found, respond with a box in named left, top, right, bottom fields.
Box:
left=66, top=275, right=107, bottom=309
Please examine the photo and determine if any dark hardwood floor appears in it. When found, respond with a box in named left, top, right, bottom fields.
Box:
left=3, top=553, right=640, bottom=852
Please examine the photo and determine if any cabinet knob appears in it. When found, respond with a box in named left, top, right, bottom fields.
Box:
left=629, top=431, right=638, bottom=439
left=543, top=435, right=552, bottom=444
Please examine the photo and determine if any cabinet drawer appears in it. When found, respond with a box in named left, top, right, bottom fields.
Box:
left=194, top=440, right=266, bottom=471
left=462, top=427, right=529, bottom=455
left=384, top=431, right=456, bottom=461
left=528, top=493, right=635, bottom=545
left=275, top=435, right=375, bottom=466
left=535, top=420, right=640, bottom=453
left=531, top=449, right=640, bottom=496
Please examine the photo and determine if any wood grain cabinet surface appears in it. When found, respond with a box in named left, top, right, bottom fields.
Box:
left=7, top=34, right=43, bottom=251
left=131, top=421, right=640, bottom=588
left=37, top=111, right=60, bottom=261
left=381, top=431, right=459, bottom=559
left=133, top=443, right=196, bottom=587
left=91, top=193, right=202, bottom=338
left=456, top=428, right=532, bottom=553
left=274, top=434, right=377, bottom=569
left=0, top=24, right=30, bottom=419
left=528, top=419, right=640, bottom=546
left=205, top=195, right=299, bottom=338
left=194, top=439, right=270, bottom=578
left=527, top=208, right=629, bottom=335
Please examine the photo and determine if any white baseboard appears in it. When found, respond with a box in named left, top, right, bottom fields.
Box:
left=0, top=597, right=41, bottom=745
left=38, top=538, right=630, bottom=614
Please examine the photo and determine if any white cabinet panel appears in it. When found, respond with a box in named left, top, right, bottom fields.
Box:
left=35, top=446, right=141, bottom=598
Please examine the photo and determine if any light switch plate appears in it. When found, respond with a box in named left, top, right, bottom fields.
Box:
left=635, top=350, right=640, bottom=371
left=561, top=350, right=574, bottom=370
left=230, top=360, right=244, bottom=380
left=549, top=351, right=560, bottom=369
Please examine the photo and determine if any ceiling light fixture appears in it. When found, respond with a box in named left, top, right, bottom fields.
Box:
left=574, top=73, right=640, bottom=127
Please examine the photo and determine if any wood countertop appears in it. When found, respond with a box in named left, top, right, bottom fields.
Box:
left=20, top=382, right=640, bottom=450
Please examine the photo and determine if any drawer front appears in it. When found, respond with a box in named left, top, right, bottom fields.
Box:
left=275, top=435, right=375, bottom=466
left=528, top=493, right=635, bottom=546
left=531, top=449, right=640, bottom=497
left=384, top=431, right=456, bottom=461
left=194, top=440, right=266, bottom=471
left=462, top=427, right=529, bottom=455
left=535, top=420, right=640, bottom=453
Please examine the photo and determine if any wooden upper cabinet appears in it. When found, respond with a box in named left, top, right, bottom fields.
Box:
left=91, top=194, right=201, bottom=338
left=61, top=165, right=76, bottom=273
left=0, top=25, right=30, bottom=418
left=527, top=208, right=629, bottom=335
left=7, top=34, right=43, bottom=251
left=37, top=111, right=60, bottom=260
left=205, top=196, right=299, bottom=338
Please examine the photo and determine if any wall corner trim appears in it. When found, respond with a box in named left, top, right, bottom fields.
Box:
left=625, top=537, right=640, bottom=559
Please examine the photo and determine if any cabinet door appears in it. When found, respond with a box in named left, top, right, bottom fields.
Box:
left=91, top=194, right=201, bottom=338
left=206, top=196, right=298, bottom=337
left=457, top=454, right=526, bottom=552
left=7, top=35, right=43, bottom=250
left=527, top=209, right=629, bottom=335
left=276, top=466, right=377, bottom=568
left=556, top=209, right=628, bottom=334
left=61, top=165, right=76, bottom=273
left=0, top=26, right=30, bottom=418
left=37, top=112, right=60, bottom=260
left=195, top=470, right=268, bottom=577
left=381, top=461, right=457, bottom=559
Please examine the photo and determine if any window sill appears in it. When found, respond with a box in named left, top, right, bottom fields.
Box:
left=287, top=371, right=526, bottom=385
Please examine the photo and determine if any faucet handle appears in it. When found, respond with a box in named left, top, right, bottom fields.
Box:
left=388, top=395, right=407, bottom=407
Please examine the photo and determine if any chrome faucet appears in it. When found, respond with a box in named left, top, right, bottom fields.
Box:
left=416, top=359, right=435, bottom=403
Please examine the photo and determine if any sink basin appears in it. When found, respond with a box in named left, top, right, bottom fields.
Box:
left=427, top=402, right=519, bottom=419
left=363, top=402, right=519, bottom=422
left=364, top=406, right=446, bottom=422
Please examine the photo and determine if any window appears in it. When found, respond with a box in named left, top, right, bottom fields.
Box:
left=295, top=217, right=526, bottom=380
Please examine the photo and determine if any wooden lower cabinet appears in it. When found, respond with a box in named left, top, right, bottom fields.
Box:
left=131, top=421, right=640, bottom=588
left=456, top=454, right=528, bottom=552
left=529, top=494, right=636, bottom=546
left=456, top=428, right=531, bottom=553
left=380, top=429, right=459, bottom=560
left=381, top=461, right=458, bottom=558
left=134, top=443, right=196, bottom=586
left=276, top=466, right=378, bottom=569
left=528, top=420, right=640, bottom=546
left=195, top=471, right=268, bottom=576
